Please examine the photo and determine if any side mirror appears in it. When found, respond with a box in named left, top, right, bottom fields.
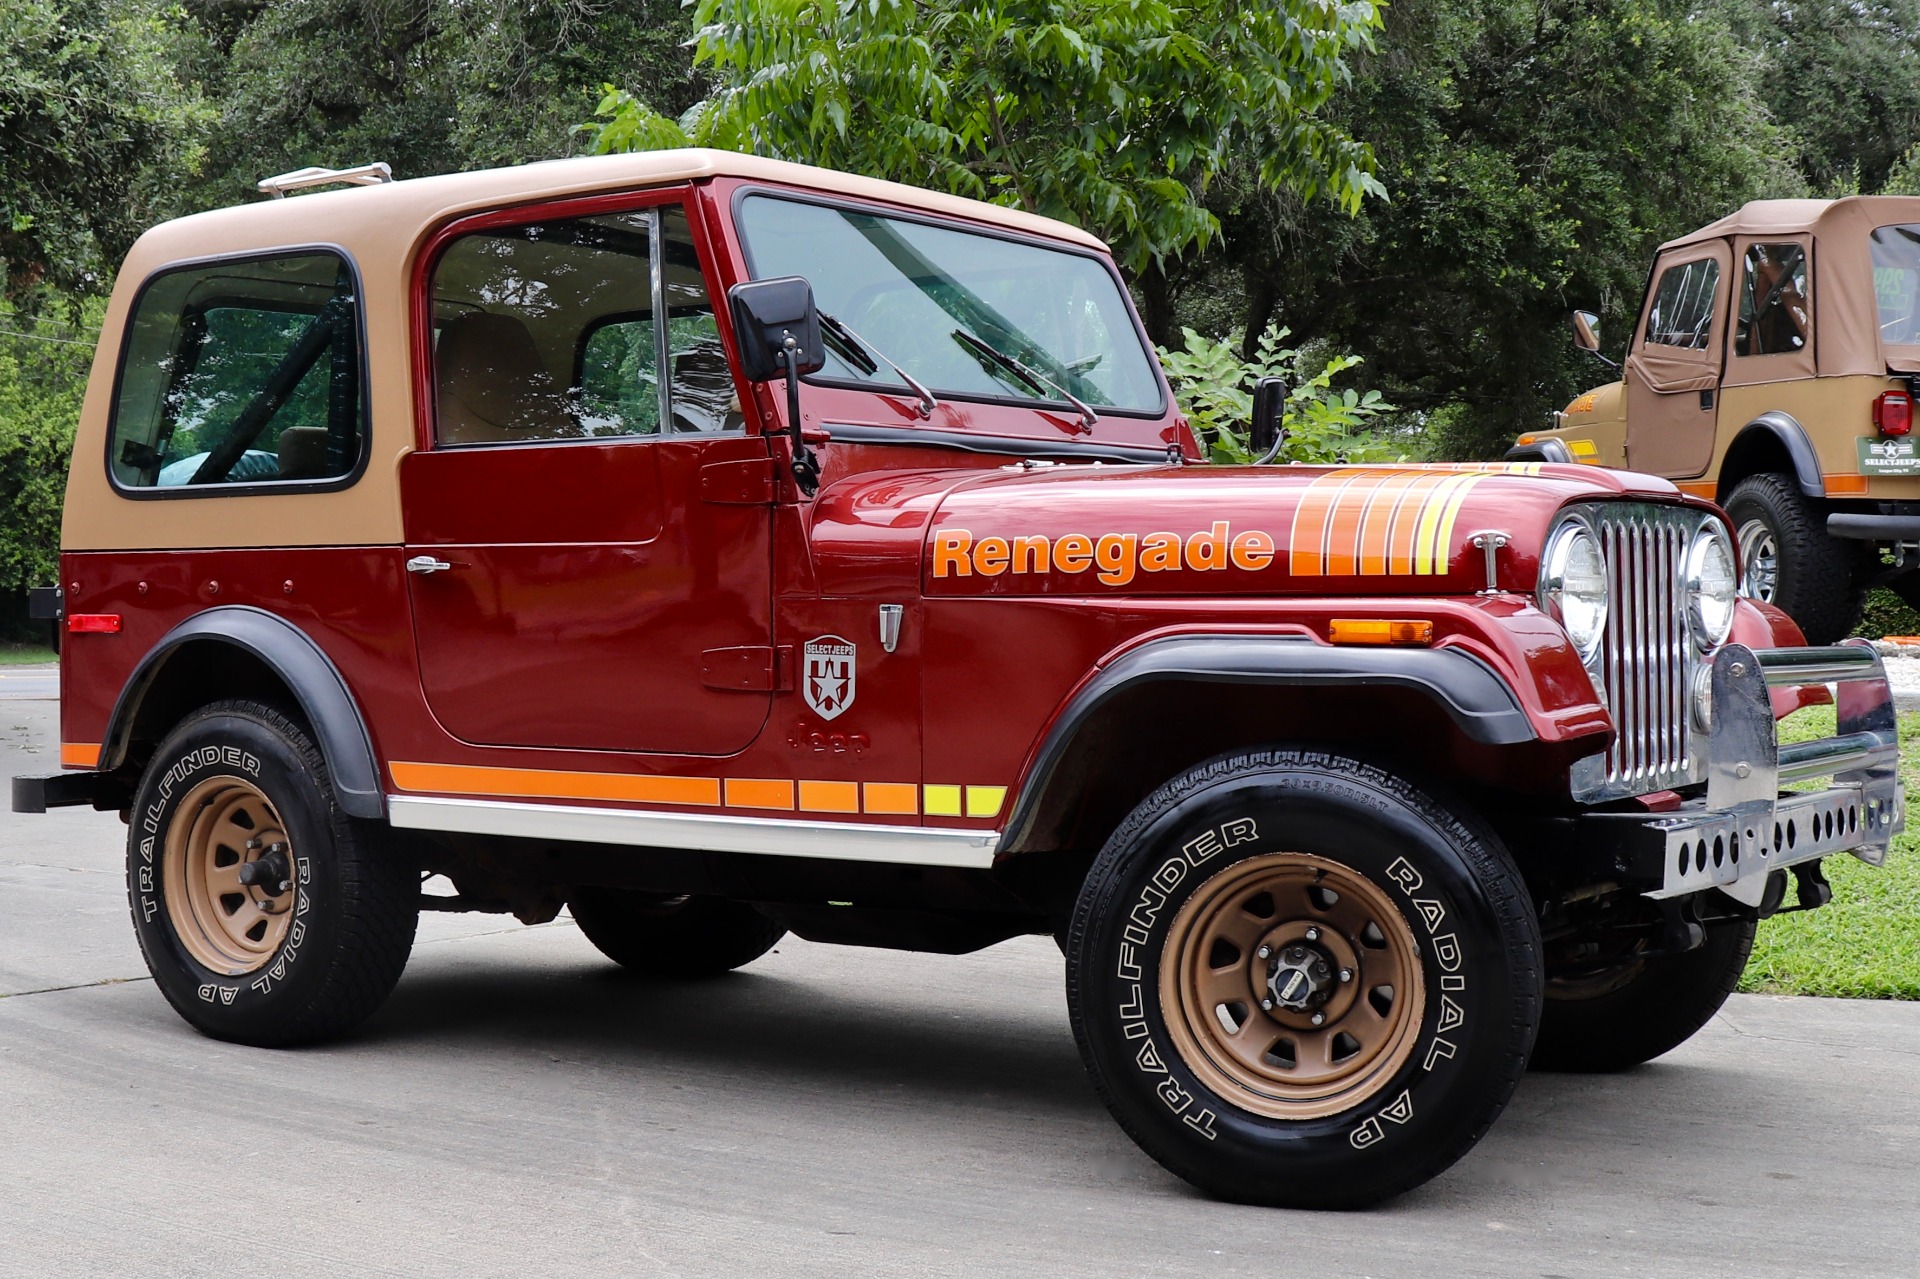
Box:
left=726, top=277, right=826, bottom=495
left=1249, top=376, right=1287, bottom=462
left=1571, top=310, right=1601, bottom=352
left=727, top=276, right=826, bottom=382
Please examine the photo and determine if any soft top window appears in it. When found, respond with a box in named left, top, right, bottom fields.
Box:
left=1643, top=257, right=1721, bottom=351
left=110, top=250, right=364, bottom=492
left=1872, top=223, right=1920, bottom=346
left=736, top=194, right=1164, bottom=415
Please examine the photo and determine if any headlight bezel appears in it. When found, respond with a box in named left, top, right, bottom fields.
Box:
left=1685, top=518, right=1738, bottom=651
left=1538, top=515, right=1610, bottom=665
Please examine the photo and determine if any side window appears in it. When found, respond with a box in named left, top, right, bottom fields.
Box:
left=1642, top=257, right=1721, bottom=351
left=110, top=252, right=363, bottom=490
left=1735, top=243, right=1810, bottom=356
left=430, top=201, right=739, bottom=446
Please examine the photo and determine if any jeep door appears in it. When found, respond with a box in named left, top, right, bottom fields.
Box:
left=1625, top=241, right=1734, bottom=476
left=401, top=191, right=773, bottom=755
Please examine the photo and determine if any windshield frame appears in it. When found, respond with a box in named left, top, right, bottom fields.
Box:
left=730, top=185, right=1169, bottom=420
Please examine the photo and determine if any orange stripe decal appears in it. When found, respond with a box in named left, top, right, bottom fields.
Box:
left=798, top=780, right=861, bottom=813
left=62, top=743, right=102, bottom=769
left=388, top=761, right=723, bottom=807
left=725, top=778, right=795, bottom=810
left=862, top=782, right=920, bottom=815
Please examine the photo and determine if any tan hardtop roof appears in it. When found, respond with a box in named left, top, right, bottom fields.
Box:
left=123, top=148, right=1106, bottom=271
left=1662, top=194, right=1920, bottom=251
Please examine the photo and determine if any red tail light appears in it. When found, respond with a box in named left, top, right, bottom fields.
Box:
left=66, top=614, right=122, bottom=634
left=1875, top=390, right=1914, bottom=437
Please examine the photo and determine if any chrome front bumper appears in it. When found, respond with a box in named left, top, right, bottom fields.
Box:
left=1580, top=640, right=1903, bottom=907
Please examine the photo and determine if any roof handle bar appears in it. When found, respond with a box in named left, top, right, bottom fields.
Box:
left=257, top=162, right=393, bottom=199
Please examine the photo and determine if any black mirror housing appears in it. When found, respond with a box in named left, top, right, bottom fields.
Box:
left=727, top=277, right=827, bottom=382
left=1249, top=376, right=1287, bottom=458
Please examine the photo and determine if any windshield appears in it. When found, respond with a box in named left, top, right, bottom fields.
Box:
left=1871, top=223, right=1920, bottom=345
left=736, top=194, right=1164, bottom=414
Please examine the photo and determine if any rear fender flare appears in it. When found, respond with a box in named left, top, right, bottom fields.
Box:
left=1722, top=413, right=1824, bottom=499
left=998, top=635, right=1536, bottom=851
left=102, top=606, right=384, bottom=818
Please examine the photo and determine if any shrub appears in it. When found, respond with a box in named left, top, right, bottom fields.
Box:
left=1157, top=324, right=1398, bottom=464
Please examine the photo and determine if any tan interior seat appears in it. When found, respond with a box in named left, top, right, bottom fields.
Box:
left=434, top=312, right=575, bottom=445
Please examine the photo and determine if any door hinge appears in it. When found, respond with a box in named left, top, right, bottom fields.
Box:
left=702, top=645, right=793, bottom=692
left=700, top=457, right=778, bottom=505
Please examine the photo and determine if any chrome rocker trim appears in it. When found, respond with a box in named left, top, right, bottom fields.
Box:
left=387, top=795, right=1003, bottom=869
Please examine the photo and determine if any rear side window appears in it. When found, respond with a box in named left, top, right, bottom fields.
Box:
left=1872, top=223, right=1920, bottom=345
left=110, top=251, right=364, bottom=491
left=1735, top=243, right=1810, bottom=356
left=1643, top=257, right=1720, bottom=350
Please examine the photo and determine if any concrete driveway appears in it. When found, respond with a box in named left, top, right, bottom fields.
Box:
left=2, top=692, right=1915, bottom=1278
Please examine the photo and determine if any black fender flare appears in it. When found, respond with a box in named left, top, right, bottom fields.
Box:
left=998, top=635, right=1535, bottom=850
left=102, top=606, right=384, bottom=818
left=1722, top=412, right=1824, bottom=499
left=1505, top=438, right=1573, bottom=464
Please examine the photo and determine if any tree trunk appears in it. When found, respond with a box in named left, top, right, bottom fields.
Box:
left=1138, top=261, right=1173, bottom=349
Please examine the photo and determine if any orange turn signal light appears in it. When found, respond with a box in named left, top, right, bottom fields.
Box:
left=66, top=614, right=122, bottom=634
left=1329, top=619, right=1434, bottom=646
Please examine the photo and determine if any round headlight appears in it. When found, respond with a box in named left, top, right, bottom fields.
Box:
left=1687, top=522, right=1737, bottom=649
left=1540, top=520, right=1609, bottom=662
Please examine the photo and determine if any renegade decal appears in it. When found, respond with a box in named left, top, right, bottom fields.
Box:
left=930, top=523, right=1275, bottom=585
left=1288, top=465, right=1542, bottom=577
left=803, top=635, right=857, bottom=720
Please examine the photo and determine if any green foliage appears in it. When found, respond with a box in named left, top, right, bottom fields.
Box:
left=614, top=0, right=1388, bottom=275
left=1743, top=708, right=1920, bottom=998
left=1159, top=324, right=1397, bottom=464
left=0, top=294, right=96, bottom=598
left=578, top=86, right=692, bottom=156
left=1854, top=588, right=1920, bottom=641
left=0, top=0, right=208, bottom=291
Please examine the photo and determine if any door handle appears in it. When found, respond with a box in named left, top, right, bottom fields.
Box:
left=406, top=555, right=454, bottom=575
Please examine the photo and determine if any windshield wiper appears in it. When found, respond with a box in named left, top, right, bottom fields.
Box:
left=950, top=329, right=1098, bottom=433
left=819, top=312, right=938, bottom=419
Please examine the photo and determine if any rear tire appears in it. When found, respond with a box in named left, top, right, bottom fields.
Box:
left=1066, top=749, right=1541, bottom=1208
left=1725, top=472, right=1863, bottom=644
left=127, top=699, right=418, bottom=1046
left=1530, top=917, right=1755, bottom=1072
left=568, top=889, right=784, bottom=977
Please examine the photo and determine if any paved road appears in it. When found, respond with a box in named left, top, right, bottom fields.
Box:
left=2, top=697, right=1916, bottom=1278
left=0, top=666, right=58, bottom=701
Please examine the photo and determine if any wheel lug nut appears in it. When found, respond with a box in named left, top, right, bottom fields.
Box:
left=1260, top=998, right=1273, bottom=1011
left=1311, top=1012, right=1325, bottom=1026
left=1304, top=927, right=1319, bottom=942
left=1257, top=945, right=1270, bottom=959
left=1339, top=968, right=1353, bottom=982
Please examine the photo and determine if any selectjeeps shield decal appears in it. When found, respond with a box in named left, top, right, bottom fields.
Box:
left=803, top=635, right=857, bottom=721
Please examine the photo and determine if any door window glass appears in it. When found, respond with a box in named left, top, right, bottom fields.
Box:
left=1642, top=257, right=1721, bottom=350
left=1735, top=243, right=1810, bottom=356
left=110, top=252, right=364, bottom=490
left=1871, top=223, right=1920, bottom=345
left=430, top=202, right=737, bottom=446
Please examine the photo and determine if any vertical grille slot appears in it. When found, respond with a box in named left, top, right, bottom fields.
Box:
left=1577, top=503, right=1702, bottom=801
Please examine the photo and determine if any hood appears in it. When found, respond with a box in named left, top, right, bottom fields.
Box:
left=809, top=462, right=1697, bottom=599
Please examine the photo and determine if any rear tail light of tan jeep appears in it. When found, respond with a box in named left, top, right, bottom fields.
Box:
left=1874, top=389, right=1913, bottom=437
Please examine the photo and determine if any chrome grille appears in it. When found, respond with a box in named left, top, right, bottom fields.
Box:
left=1569, top=502, right=1706, bottom=802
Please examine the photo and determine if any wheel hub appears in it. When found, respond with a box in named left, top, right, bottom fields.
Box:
left=1265, top=940, right=1335, bottom=1011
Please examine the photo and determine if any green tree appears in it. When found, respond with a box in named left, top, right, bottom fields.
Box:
left=0, top=295, right=98, bottom=624
left=0, top=0, right=207, bottom=291
left=1183, top=0, right=1799, bottom=458
left=585, top=0, right=1385, bottom=284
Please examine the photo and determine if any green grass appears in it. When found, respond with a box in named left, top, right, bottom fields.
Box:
left=0, top=644, right=55, bottom=666
left=1739, top=707, right=1920, bottom=998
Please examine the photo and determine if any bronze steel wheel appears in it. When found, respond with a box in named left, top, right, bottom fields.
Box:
left=162, top=776, right=296, bottom=974
left=1161, top=852, right=1425, bottom=1120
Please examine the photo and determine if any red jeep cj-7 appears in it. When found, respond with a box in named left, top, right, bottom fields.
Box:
left=13, top=151, right=1903, bottom=1207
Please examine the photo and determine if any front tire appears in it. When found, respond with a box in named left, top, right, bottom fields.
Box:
left=1066, top=750, right=1541, bottom=1208
left=127, top=699, right=419, bottom=1046
left=1531, top=916, right=1755, bottom=1072
left=568, top=888, right=784, bottom=977
left=1725, top=472, right=1863, bottom=644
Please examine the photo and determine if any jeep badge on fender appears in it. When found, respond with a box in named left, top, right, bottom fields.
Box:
left=12, top=151, right=1903, bottom=1209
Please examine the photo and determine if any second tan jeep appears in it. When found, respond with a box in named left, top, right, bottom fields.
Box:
left=1511, top=196, right=1920, bottom=643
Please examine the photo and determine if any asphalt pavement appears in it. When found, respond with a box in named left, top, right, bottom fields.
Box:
left=2, top=686, right=1917, bottom=1277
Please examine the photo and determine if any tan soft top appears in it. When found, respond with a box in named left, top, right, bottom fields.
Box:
left=65, top=151, right=1106, bottom=552
left=1661, top=195, right=1920, bottom=377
